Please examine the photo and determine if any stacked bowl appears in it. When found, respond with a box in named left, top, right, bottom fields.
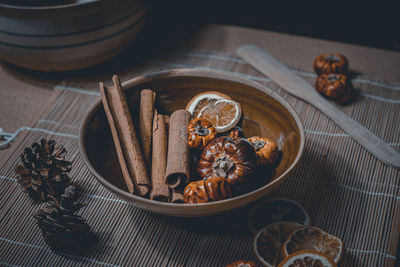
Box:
left=0, top=0, right=149, bottom=71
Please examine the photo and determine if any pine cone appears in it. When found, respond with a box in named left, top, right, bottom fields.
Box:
left=33, top=185, right=91, bottom=249
left=15, top=139, right=72, bottom=201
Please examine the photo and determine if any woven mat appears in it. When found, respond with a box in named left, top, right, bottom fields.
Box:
left=1, top=49, right=399, bottom=267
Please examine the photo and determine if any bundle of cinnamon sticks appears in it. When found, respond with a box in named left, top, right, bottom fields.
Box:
left=100, top=75, right=191, bottom=203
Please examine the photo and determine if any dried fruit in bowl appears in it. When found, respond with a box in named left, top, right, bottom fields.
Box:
left=247, top=136, right=279, bottom=166
left=227, top=126, right=245, bottom=140
left=225, top=260, right=256, bottom=267
left=197, top=137, right=257, bottom=187
left=313, top=53, right=348, bottom=75
left=183, top=177, right=232, bottom=204
left=282, top=226, right=344, bottom=264
left=187, top=118, right=217, bottom=150
left=315, top=73, right=352, bottom=103
left=186, top=91, right=241, bottom=133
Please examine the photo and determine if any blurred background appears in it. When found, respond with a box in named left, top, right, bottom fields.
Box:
left=166, top=1, right=399, bottom=51
left=0, top=0, right=398, bottom=73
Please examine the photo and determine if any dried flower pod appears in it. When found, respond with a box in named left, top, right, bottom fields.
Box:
left=197, top=137, right=257, bottom=186
left=188, top=118, right=217, bottom=150
left=183, top=177, right=232, bottom=203
left=313, top=53, right=348, bottom=75
left=228, top=126, right=245, bottom=140
left=315, top=73, right=353, bottom=103
left=225, top=260, right=256, bottom=267
left=247, top=136, right=279, bottom=166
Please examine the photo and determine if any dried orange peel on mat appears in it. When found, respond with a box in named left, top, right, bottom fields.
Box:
left=225, top=260, right=256, bottom=267
left=185, top=91, right=241, bottom=133
left=282, top=226, right=344, bottom=264
left=278, top=250, right=337, bottom=267
left=247, top=198, right=311, bottom=234
left=254, top=222, right=302, bottom=267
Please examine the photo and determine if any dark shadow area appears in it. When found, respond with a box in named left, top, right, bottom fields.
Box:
left=167, top=206, right=252, bottom=235
left=0, top=0, right=204, bottom=82
left=188, top=1, right=399, bottom=52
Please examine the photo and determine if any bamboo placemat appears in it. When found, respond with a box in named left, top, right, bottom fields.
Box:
left=0, top=49, right=399, bottom=267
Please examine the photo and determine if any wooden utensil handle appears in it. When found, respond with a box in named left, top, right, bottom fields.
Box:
left=237, top=44, right=400, bottom=169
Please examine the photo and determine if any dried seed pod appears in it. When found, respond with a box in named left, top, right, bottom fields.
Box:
left=197, top=137, right=257, bottom=187
left=315, top=73, right=353, bottom=103
left=247, top=136, right=279, bottom=166
left=227, top=126, right=245, bottom=140
left=183, top=177, right=232, bottom=204
left=187, top=118, right=217, bottom=150
left=225, top=260, right=256, bottom=267
left=313, top=53, right=348, bottom=75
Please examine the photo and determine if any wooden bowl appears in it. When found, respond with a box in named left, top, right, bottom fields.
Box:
left=0, top=0, right=147, bottom=71
left=79, top=69, right=305, bottom=217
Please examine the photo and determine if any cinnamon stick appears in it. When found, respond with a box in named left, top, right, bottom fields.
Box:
left=139, top=89, right=156, bottom=171
left=99, top=75, right=150, bottom=196
left=150, top=110, right=170, bottom=202
left=171, top=187, right=184, bottom=203
left=165, top=109, right=191, bottom=188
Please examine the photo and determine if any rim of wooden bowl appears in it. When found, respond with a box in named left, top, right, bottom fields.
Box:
left=79, top=68, right=305, bottom=217
left=0, top=0, right=97, bottom=10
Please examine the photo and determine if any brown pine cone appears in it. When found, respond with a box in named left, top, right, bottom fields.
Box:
left=15, top=139, right=72, bottom=201
left=33, top=185, right=91, bottom=250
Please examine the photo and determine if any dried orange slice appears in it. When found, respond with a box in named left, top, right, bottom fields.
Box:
left=278, top=250, right=336, bottom=267
left=185, top=91, right=241, bottom=133
left=254, top=222, right=302, bottom=267
left=282, top=226, right=344, bottom=264
left=247, top=198, right=311, bottom=234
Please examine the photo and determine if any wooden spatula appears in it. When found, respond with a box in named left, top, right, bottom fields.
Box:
left=237, top=44, right=400, bottom=169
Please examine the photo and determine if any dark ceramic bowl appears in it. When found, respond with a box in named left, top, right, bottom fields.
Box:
left=79, top=69, right=305, bottom=217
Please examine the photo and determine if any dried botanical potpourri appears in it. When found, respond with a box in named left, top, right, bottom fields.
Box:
left=254, top=222, right=302, bottom=267
left=247, top=136, right=279, bottom=166
left=282, top=226, right=344, bottom=264
left=99, top=75, right=281, bottom=203
left=15, top=139, right=72, bottom=201
left=315, top=73, right=353, bottom=103
left=313, top=53, right=348, bottom=75
left=185, top=91, right=241, bottom=133
left=187, top=118, right=217, bottom=150
left=313, top=53, right=353, bottom=104
left=251, top=201, right=344, bottom=266
left=227, top=126, right=245, bottom=140
left=197, top=136, right=257, bottom=187
left=278, top=250, right=337, bottom=267
left=183, top=177, right=232, bottom=203
left=225, top=260, right=256, bottom=267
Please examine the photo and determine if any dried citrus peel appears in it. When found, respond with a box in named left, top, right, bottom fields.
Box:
left=282, top=226, right=344, bottom=264
left=186, top=91, right=241, bottom=133
left=278, top=250, right=337, bottom=267
left=254, top=222, right=302, bottom=267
